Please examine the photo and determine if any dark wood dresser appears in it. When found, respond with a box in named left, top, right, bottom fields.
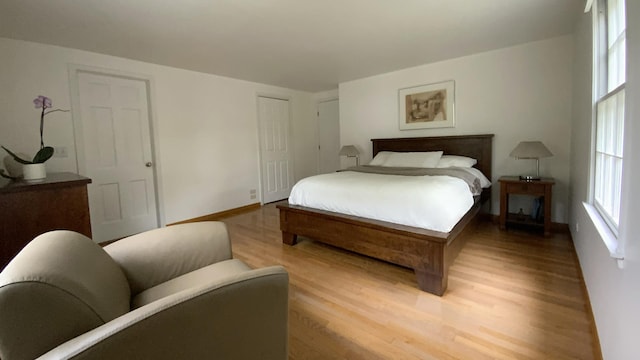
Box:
left=0, top=172, right=92, bottom=270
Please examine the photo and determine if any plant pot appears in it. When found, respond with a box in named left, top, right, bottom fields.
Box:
left=22, top=163, right=46, bottom=181
left=3, top=154, right=26, bottom=177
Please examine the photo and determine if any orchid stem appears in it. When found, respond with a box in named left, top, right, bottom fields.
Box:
left=39, top=108, right=69, bottom=150
left=40, top=106, right=45, bottom=149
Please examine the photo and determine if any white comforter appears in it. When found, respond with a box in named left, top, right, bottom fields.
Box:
left=288, top=170, right=474, bottom=233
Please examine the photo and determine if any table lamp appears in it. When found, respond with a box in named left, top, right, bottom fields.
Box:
left=339, top=145, right=360, bottom=166
left=509, top=141, right=553, bottom=181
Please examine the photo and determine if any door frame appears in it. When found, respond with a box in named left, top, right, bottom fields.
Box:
left=68, top=64, right=166, bottom=228
left=316, top=97, right=340, bottom=174
left=255, top=93, right=294, bottom=204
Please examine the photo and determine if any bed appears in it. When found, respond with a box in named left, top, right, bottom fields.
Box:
left=277, top=134, right=493, bottom=295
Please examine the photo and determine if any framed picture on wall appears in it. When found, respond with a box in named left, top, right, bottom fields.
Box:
left=398, top=80, right=455, bottom=130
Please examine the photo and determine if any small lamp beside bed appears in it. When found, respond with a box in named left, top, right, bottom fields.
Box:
left=339, top=145, right=360, bottom=166
left=509, top=141, right=553, bottom=181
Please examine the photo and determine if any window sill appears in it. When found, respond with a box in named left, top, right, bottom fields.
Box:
left=583, top=202, right=625, bottom=267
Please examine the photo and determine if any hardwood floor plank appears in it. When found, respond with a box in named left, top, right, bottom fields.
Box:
left=221, top=204, right=599, bottom=359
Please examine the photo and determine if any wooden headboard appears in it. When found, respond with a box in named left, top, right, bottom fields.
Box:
left=371, top=134, right=494, bottom=202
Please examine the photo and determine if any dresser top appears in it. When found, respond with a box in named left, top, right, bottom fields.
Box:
left=0, top=172, right=92, bottom=194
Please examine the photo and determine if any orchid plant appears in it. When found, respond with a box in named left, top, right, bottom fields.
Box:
left=2, top=95, right=69, bottom=164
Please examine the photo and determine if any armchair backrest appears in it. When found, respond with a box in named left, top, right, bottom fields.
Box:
left=0, top=231, right=131, bottom=360
left=105, top=221, right=232, bottom=296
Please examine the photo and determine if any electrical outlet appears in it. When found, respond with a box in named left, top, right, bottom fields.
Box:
left=53, top=146, right=68, bottom=158
left=249, top=189, right=257, bottom=200
left=575, top=222, right=579, bottom=233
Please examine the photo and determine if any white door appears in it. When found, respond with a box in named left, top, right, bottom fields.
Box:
left=317, top=99, right=340, bottom=173
left=258, top=96, right=293, bottom=203
left=77, top=73, right=159, bottom=242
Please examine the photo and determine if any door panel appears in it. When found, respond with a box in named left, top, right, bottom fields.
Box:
left=99, top=183, right=122, bottom=222
left=258, top=97, right=293, bottom=203
left=78, top=73, right=158, bottom=242
left=318, top=99, right=340, bottom=173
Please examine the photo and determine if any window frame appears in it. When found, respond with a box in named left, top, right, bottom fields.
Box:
left=589, top=0, right=626, bottom=239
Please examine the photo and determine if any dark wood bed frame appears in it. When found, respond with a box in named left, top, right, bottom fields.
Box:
left=277, top=134, right=494, bottom=295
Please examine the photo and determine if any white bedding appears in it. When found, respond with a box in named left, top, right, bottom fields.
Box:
left=288, top=170, right=475, bottom=233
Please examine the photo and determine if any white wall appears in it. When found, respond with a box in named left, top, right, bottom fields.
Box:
left=569, top=3, right=640, bottom=359
left=339, top=36, right=574, bottom=221
left=0, top=37, right=317, bottom=224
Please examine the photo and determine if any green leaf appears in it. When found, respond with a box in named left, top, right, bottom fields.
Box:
left=1, top=146, right=33, bottom=164
left=0, top=169, right=18, bottom=180
left=32, top=146, right=54, bottom=163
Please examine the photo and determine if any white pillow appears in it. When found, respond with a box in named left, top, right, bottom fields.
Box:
left=382, top=151, right=443, bottom=168
left=459, top=167, right=492, bottom=188
left=369, top=151, right=393, bottom=166
left=436, top=155, right=477, bottom=168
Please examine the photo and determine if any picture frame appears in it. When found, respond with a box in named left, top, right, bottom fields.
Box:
left=398, top=80, right=455, bottom=130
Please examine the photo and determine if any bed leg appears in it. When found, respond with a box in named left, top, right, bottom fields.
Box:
left=282, top=232, right=298, bottom=245
left=414, top=269, right=446, bottom=296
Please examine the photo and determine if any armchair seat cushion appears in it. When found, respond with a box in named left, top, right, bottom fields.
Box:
left=132, top=259, right=251, bottom=309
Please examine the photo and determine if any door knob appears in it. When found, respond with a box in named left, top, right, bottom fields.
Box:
left=145, top=162, right=153, bottom=167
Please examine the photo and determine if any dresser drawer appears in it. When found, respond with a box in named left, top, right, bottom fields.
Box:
left=505, top=182, right=545, bottom=194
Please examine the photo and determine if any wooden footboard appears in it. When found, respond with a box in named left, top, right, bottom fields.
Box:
left=277, top=200, right=480, bottom=296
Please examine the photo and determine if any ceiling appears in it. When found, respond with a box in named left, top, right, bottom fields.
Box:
left=0, top=0, right=583, bottom=92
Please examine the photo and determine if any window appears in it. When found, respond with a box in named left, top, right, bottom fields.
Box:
left=592, top=0, right=626, bottom=236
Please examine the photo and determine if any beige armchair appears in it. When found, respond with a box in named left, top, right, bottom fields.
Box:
left=0, top=222, right=289, bottom=360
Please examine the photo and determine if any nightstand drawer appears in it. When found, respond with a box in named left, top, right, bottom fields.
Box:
left=505, top=182, right=545, bottom=194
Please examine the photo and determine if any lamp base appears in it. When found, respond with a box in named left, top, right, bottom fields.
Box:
left=519, top=175, right=541, bottom=181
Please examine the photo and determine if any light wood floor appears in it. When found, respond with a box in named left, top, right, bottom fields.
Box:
left=221, top=203, right=599, bottom=360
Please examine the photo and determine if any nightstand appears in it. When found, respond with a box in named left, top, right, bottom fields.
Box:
left=499, top=176, right=555, bottom=236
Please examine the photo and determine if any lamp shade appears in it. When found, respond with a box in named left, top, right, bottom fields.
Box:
left=509, top=141, right=553, bottom=159
left=339, top=145, right=360, bottom=156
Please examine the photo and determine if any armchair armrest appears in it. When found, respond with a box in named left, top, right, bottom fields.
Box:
left=38, top=266, right=289, bottom=360
left=104, top=222, right=232, bottom=295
